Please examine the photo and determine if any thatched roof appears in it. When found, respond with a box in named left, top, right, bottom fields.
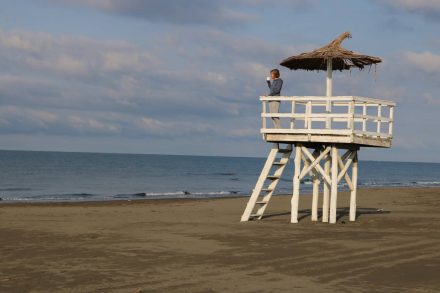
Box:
left=280, top=32, right=382, bottom=71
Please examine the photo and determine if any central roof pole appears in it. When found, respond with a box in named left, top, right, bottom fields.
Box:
left=326, top=58, right=333, bottom=97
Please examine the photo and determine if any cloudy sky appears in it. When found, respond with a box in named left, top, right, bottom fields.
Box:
left=0, top=0, right=439, bottom=162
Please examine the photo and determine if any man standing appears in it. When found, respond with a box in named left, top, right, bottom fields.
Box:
left=266, top=69, right=283, bottom=128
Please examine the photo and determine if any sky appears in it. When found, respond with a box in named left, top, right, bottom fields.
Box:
left=0, top=0, right=439, bottom=162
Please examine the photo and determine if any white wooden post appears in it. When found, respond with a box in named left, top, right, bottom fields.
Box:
left=389, top=106, right=394, bottom=137
left=326, top=58, right=333, bottom=97
left=326, top=58, right=333, bottom=129
left=330, top=145, right=338, bottom=224
left=362, top=102, right=367, bottom=133
left=307, top=101, right=312, bottom=130
left=322, top=152, right=331, bottom=222
left=290, top=100, right=296, bottom=129
left=291, top=144, right=302, bottom=223
left=262, top=100, right=267, bottom=130
left=348, top=100, right=354, bottom=130
left=377, top=104, right=382, bottom=134
left=349, top=151, right=358, bottom=221
left=311, top=150, right=320, bottom=222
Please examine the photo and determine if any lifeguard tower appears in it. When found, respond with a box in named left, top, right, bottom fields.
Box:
left=241, top=32, right=395, bottom=224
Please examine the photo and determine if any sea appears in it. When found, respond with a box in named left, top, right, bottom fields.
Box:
left=0, top=150, right=439, bottom=202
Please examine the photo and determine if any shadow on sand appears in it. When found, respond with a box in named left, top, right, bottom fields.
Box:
left=261, top=207, right=391, bottom=222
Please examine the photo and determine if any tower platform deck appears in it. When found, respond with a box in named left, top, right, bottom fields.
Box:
left=261, top=96, right=395, bottom=148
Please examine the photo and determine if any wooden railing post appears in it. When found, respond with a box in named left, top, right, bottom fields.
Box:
left=362, top=102, right=367, bottom=133
left=326, top=98, right=332, bottom=129
left=389, top=106, right=394, bottom=137
left=262, top=99, right=267, bottom=130
left=306, top=100, right=312, bottom=130
left=290, top=100, right=296, bottom=129
left=377, top=104, right=382, bottom=135
left=348, top=100, right=354, bottom=130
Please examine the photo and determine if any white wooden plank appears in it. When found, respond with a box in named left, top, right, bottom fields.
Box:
left=330, top=146, right=338, bottom=224
left=262, top=101, right=267, bottom=130
left=350, top=152, right=358, bottom=222
left=291, top=144, right=302, bottom=223
left=337, top=153, right=354, bottom=191
left=261, top=113, right=352, bottom=119
left=389, top=106, right=394, bottom=136
left=299, top=147, right=331, bottom=183
left=337, top=151, right=354, bottom=183
left=290, top=101, right=296, bottom=129
left=311, top=150, right=320, bottom=222
left=259, top=96, right=396, bottom=106
left=377, top=105, right=382, bottom=134
left=322, top=154, right=331, bottom=223
left=262, top=129, right=352, bottom=135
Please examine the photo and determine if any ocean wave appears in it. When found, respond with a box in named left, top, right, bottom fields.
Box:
left=113, top=190, right=242, bottom=199
left=358, top=181, right=440, bottom=188
left=0, top=193, right=98, bottom=202
left=413, top=181, right=440, bottom=185
left=186, top=172, right=237, bottom=176
left=0, top=187, right=33, bottom=191
left=2, top=181, right=439, bottom=203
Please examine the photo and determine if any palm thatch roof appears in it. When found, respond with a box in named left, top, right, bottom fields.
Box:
left=280, top=32, right=382, bottom=71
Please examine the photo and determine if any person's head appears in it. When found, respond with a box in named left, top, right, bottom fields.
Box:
left=270, top=69, right=280, bottom=79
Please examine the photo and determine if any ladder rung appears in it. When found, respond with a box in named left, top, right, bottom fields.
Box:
left=272, top=162, right=285, bottom=165
left=261, top=188, right=273, bottom=192
left=267, top=175, right=280, bottom=180
left=256, top=201, right=268, bottom=205
left=250, top=213, right=261, bottom=217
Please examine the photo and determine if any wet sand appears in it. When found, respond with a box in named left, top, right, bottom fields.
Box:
left=1, top=187, right=440, bottom=292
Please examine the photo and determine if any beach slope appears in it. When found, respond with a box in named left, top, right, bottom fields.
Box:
left=1, top=187, right=440, bottom=292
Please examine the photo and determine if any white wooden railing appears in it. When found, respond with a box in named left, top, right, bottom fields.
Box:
left=261, top=96, right=395, bottom=139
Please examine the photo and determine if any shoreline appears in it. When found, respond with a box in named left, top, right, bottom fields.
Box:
left=1, top=185, right=439, bottom=207
left=1, top=187, right=440, bottom=292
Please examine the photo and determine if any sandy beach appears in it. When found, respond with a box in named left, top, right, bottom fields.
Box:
left=1, top=187, right=440, bottom=292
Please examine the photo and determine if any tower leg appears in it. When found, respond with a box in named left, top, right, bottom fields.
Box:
left=322, top=151, right=331, bottom=222
left=349, top=151, right=358, bottom=221
left=330, top=145, right=338, bottom=224
left=291, top=144, right=302, bottom=223
left=311, top=148, right=320, bottom=221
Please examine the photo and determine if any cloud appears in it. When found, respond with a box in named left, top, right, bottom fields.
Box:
left=52, top=0, right=317, bottom=28
left=0, top=29, right=160, bottom=84
left=376, top=0, right=440, bottom=21
left=379, top=17, right=414, bottom=32
left=0, top=105, right=121, bottom=136
left=402, top=51, right=440, bottom=74
left=0, top=27, right=289, bottom=140
left=424, top=93, right=440, bottom=106
left=1, top=25, right=437, bottom=157
left=54, top=0, right=255, bottom=27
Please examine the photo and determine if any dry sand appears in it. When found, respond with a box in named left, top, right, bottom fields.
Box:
left=1, top=187, right=440, bottom=293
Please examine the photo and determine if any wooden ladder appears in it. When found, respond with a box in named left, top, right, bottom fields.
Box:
left=241, top=143, right=292, bottom=221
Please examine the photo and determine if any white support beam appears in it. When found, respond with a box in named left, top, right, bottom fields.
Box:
left=337, top=154, right=354, bottom=191
left=330, top=145, right=339, bottom=224
left=291, top=144, right=302, bottom=223
left=299, top=146, right=331, bottom=183
left=337, top=151, right=355, bottom=183
left=311, top=153, right=320, bottom=222
left=300, top=146, right=331, bottom=185
left=322, top=153, right=331, bottom=223
left=350, top=152, right=358, bottom=222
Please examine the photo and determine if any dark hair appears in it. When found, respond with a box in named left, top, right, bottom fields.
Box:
left=270, top=69, right=280, bottom=78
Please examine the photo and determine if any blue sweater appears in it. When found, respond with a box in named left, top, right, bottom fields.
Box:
left=267, top=78, right=283, bottom=96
